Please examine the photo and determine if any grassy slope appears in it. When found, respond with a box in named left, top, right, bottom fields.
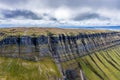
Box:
left=0, top=57, right=61, bottom=80
left=79, top=46, right=120, bottom=80
left=1, top=45, right=120, bottom=80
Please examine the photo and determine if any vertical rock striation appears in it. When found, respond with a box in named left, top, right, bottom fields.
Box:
left=0, top=32, right=120, bottom=61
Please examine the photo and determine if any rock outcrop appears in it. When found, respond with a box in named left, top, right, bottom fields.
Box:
left=0, top=32, right=120, bottom=61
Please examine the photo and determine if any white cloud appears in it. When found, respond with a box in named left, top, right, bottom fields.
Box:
left=54, top=7, right=71, bottom=20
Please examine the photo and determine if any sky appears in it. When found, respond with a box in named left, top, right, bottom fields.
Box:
left=0, top=0, right=120, bottom=27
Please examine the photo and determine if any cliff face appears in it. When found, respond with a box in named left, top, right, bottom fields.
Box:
left=0, top=32, right=120, bottom=61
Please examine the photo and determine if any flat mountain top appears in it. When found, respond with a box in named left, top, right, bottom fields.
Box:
left=0, top=27, right=112, bottom=36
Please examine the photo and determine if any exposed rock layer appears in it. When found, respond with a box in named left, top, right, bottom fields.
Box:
left=0, top=32, right=120, bottom=61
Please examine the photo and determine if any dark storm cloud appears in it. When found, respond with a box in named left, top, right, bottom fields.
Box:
left=73, top=12, right=110, bottom=21
left=1, top=9, right=42, bottom=20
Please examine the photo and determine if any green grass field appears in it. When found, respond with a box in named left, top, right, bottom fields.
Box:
left=0, top=57, right=61, bottom=80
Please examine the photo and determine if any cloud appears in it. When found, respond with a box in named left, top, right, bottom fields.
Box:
left=41, top=0, right=120, bottom=9
left=0, top=0, right=120, bottom=10
left=0, top=0, right=28, bottom=5
left=49, top=17, right=57, bottom=21
left=73, top=12, right=110, bottom=21
left=0, top=9, right=42, bottom=20
left=0, top=0, right=120, bottom=27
